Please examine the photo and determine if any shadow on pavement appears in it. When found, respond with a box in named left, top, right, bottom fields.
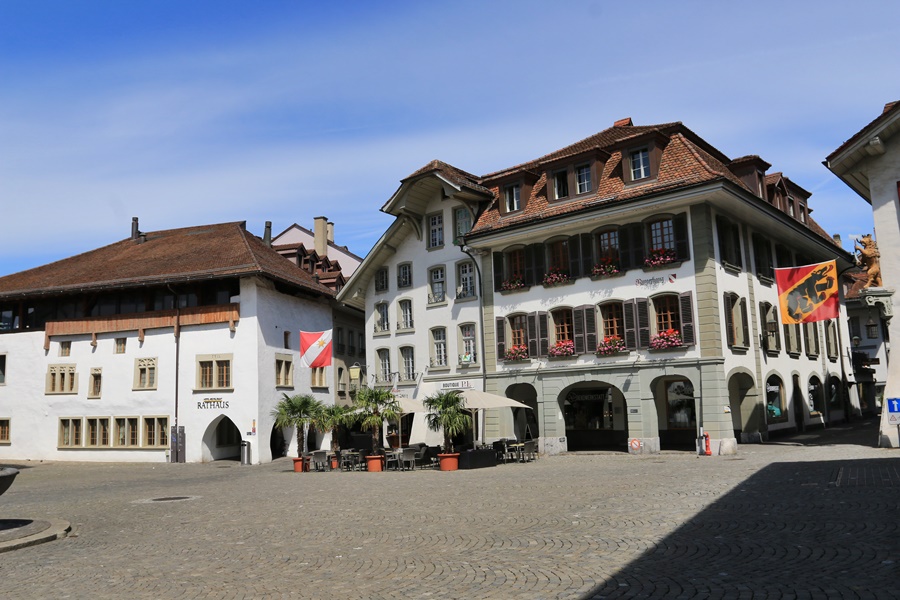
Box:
left=580, top=455, right=900, bottom=598
left=766, top=414, right=882, bottom=448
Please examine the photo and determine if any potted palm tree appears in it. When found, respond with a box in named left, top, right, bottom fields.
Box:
left=271, top=393, right=324, bottom=472
left=314, top=403, right=354, bottom=469
left=423, top=390, right=472, bottom=471
left=350, top=387, right=400, bottom=472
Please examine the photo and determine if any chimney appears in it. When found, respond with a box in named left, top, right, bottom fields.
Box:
left=263, top=221, right=272, bottom=247
left=614, top=117, right=633, bottom=127
left=131, top=217, right=139, bottom=240
left=313, top=216, right=328, bottom=256
left=833, top=234, right=842, bottom=247
left=326, top=221, right=334, bottom=244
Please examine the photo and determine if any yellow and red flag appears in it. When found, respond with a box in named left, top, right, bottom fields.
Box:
left=775, top=260, right=839, bottom=325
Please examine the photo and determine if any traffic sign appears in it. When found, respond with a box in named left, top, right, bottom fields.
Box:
left=888, top=398, right=900, bottom=413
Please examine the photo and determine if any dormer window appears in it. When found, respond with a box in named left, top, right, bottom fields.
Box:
left=787, top=197, right=795, bottom=218
left=631, top=149, right=650, bottom=180
left=799, top=205, right=807, bottom=223
left=576, top=164, right=592, bottom=194
left=553, top=171, right=569, bottom=199
left=504, top=184, right=521, bottom=212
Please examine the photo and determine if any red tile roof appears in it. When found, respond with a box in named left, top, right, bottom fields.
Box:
left=0, top=221, right=334, bottom=300
left=403, top=159, right=492, bottom=195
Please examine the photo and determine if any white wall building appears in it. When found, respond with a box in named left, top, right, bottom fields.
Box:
left=0, top=220, right=351, bottom=464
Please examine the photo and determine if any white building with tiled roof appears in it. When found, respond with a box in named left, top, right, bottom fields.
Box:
left=342, top=118, right=861, bottom=456
left=0, top=219, right=360, bottom=463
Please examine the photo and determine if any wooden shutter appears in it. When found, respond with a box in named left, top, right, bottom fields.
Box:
left=538, top=312, right=549, bottom=356
left=623, top=300, right=637, bottom=350
left=758, top=301, right=768, bottom=351
left=573, top=308, right=585, bottom=354
left=568, top=235, right=582, bottom=278
left=773, top=306, right=782, bottom=351
left=739, top=298, right=749, bottom=347
left=583, top=305, right=597, bottom=352
left=723, top=293, right=735, bottom=348
left=636, top=298, right=650, bottom=349
left=783, top=324, right=791, bottom=353
left=523, top=245, right=535, bottom=287
left=628, top=223, right=645, bottom=269
left=527, top=313, right=538, bottom=357
left=618, top=225, right=633, bottom=270
left=679, top=291, right=695, bottom=346
left=674, top=212, right=690, bottom=261
left=580, top=233, right=594, bottom=278
left=493, top=252, right=504, bottom=292
left=528, top=243, right=545, bottom=285
left=496, top=317, right=506, bottom=358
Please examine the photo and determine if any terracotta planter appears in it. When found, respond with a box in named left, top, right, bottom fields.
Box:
left=292, top=457, right=307, bottom=473
left=331, top=458, right=339, bottom=470
left=365, top=455, right=385, bottom=472
left=437, top=453, right=460, bottom=471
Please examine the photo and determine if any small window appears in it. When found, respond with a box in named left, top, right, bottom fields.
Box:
left=457, top=262, right=476, bottom=299
left=275, top=353, right=294, bottom=387
left=133, top=358, right=158, bottom=390
left=648, top=217, right=675, bottom=252
left=144, top=417, right=169, bottom=447
left=46, top=364, right=78, bottom=394
left=459, top=323, right=476, bottom=364
left=553, top=171, right=569, bottom=199
left=59, top=417, right=83, bottom=448
left=375, top=303, right=390, bottom=333
left=504, top=184, right=521, bottom=212
left=115, top=338, right=127, bottom=354
left=431, top=328, right=448, bottom=367
left=509, top=314, right=527, bottom=348
left=546, top=239, right=569, bottom=273
left=88, top=368, right=102, bottom=398
left=400, top=346, right=416, bottom=381
left=311, top=366, right=327, bottom=388
left=283, top=331, right=291, bottom=350
left=454, top=206, right=472, bottom=242
left=397, top=263, right=412, bottom=288
left=377, top=349, right=392, bottom=384
left=114, top=417, right=140, bottom=447
left=398, top=299, right=414, bottom=330
left=599, top=302, right=624, bottom=339
left=0, top=419, right=9, bottom=444
left=374, top=267, right=389, bottom=292
left=552, top=308, right=574, bottom=343
left=196, top=354, right=232, bottom=390
left=825, top=320, right=838, bottom=360
left=86, top=417, right=110, bottom=447
left=428, top=213, right=444, bottom=249
left=358, top=333, right=366, bottom=357
left=653, top=295, right=680, bottom=335
left=428, top=267, right=446, bottom=303
left=631, top=149, right=650, bottom=180
left=335, top=328, right=346, bottom=355
left=575, top=164, right=592, bottom=194
left=59, top=341, right=71, bottom=357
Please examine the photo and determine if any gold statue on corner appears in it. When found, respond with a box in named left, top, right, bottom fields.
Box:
left=855, top=234, right=882, bottom=288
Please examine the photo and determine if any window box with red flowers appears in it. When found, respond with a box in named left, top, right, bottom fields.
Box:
left=547, top=340, right=576, bottom=358
left=591, top=258, right=621, bottom=279
left=502, top=345, right=530, bottom=362
left=542, top=267, right=573, bottom=287
left=595, top=335, right=627, bottom=356
left=499, top=275, right=527, bottom=293
left=643, top=247, right=678, bottom=269
left=649, top=329, right=683, bottom=350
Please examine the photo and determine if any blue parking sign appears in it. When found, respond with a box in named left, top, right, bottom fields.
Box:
left=888, top=398, right=900, bottom=413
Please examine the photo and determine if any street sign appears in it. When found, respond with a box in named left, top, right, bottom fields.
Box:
left=888, top=398, right=900, bottom=413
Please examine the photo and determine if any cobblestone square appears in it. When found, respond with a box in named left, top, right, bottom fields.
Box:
left=0, top=421, right=897, bottom=599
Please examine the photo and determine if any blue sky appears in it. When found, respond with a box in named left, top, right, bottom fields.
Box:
left=2, top=1, right=898, bottom=276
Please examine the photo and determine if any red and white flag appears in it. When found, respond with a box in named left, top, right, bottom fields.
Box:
left=299, top=330, right=333, bottom=367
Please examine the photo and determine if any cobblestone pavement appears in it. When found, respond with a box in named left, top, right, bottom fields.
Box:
left=0, top=418, right=897, bottom=600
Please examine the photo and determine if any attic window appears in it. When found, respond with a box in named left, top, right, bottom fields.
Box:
left=631, top=149, right=650, bottom=180
left=553, top=171, right=569, bottom=199
left=799, top=205, right=807, bottom=224
left=504, top=184, right=521, bottom=212
left=576, top=164, right=592, bottom=194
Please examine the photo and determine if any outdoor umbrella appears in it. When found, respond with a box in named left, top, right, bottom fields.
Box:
left=457, top=389, right=531, bottom=445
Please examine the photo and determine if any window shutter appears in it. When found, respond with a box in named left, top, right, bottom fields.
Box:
left=618, top=225, right=633, bottom=270
left=674, top=212, right=690, bottom=261
left=629, top=223, right=646, bottom=269
left=496, top=317, right=506, bottom=358
left=538, top=312, right=549, bottom=356
left=759, top=301, right=768, bottom=351
left=529, top=243, right=545, bottom=285
left=523, top=245, right=535, bottom=287
left=716, top=216, right=728, bottom=265
left=580, top=233, right=594, bottom=277
left=723, top=293, right=735, bottom=348
left=740, top=298, right=749, bottom=347
left=527, top=313, right=538, bottom=358
left=573, top=308, right=585, bottom=354
left=568, top=235, right=582, bottom=278
left=636, top=298, right=650, bottom=349
left=773, top=308, right=782, bottom=351
left=583, top=305, right=597, bottom=352
left=493, top=252, right=504, bottom=292
left=623, top=300, right=637, bottom=350
left=679, top=291, right=695, bottom=346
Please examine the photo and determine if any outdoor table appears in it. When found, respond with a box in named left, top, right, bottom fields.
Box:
left=508, top=443, right=525, bottom=462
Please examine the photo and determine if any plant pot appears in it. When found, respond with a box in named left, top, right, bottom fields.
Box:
left=331, top=458, right=339, bottom=470
left=437, top=453, right=460, bottom=471
left=365, top=455, right=385, bottom=472
left=292, top=457, right=307, bottom=473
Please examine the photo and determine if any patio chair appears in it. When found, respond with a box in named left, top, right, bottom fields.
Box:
left=493, top=440, right=511, bottom=464
left=339, top=449, right=358, bottom=471
left=522, top=440, right=536, bottom=462
left=412, top=443, right=428, bottom=468
left=311, top=450, right=329, bottom=471
left=400, top=447, right=418, bottom=471
left=384, top=449, right=400, bottom=471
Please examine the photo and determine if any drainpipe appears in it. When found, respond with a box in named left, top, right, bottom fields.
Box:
left=459, top=242, right=487, bottom=445
left=167, top=285, right=181, bottom=462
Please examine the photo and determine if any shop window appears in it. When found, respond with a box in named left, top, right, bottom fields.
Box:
left=766, top=375, right=787, bottom=423
left=666, top=379, right=696, bottom=430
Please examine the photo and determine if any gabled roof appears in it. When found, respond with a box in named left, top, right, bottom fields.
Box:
left=0, top=221, right=334, bottom=300
left=827, top=100, right=900, bottom=162
left=381, top=159, right=494, bottom=215
left=765, top=172, right=812, bottom=199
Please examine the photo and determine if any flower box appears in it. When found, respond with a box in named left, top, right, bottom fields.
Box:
left=649, top=329, right=683, bottom=350
left=643, top=248, right=678, bottom=269
left=500, top=276, right=526, bottom=292
left=542, top=267, right=572, bottom=287
left=503, top=345, right=529, bottom=361
left=547, top=340, right=576, bottom=358
left=591, top=260, right=620, bottom=278
left=595, top=336, right=627, bottom=356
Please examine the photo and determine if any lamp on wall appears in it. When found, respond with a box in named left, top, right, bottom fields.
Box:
left=852, top=335, right=861, bottom=348
left=348, top=362, right=362, bottom=381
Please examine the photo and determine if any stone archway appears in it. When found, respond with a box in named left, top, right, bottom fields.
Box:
left=201, top=415, right=242, bottom=462
left=506, top=383, right=539, bottom=441
left=727, top=370, right=759, bottom=443
left=270, top=423, right=286, bottom=459
left=557, top=381, right=628, bottom=451
left=651, top=376, right=698, bottom=451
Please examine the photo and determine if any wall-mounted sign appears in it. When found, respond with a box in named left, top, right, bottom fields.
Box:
left=635, top=274, right=676, bottom=287
left=197, top=398, right=230, bottom=409
left=629, top=408, right=639, bottom=414
left=441, top=380, right=473, bottom=389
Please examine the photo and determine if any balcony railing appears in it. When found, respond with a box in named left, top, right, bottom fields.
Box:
left=374, top=322, right=390, bottom=334
left=456, top=287, right=476, bottom=300
left=428, top=291, right=446, bottom=304
left=430, top=356, right=448, bottom=368
left=398, top=319, right=414, bottom=330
